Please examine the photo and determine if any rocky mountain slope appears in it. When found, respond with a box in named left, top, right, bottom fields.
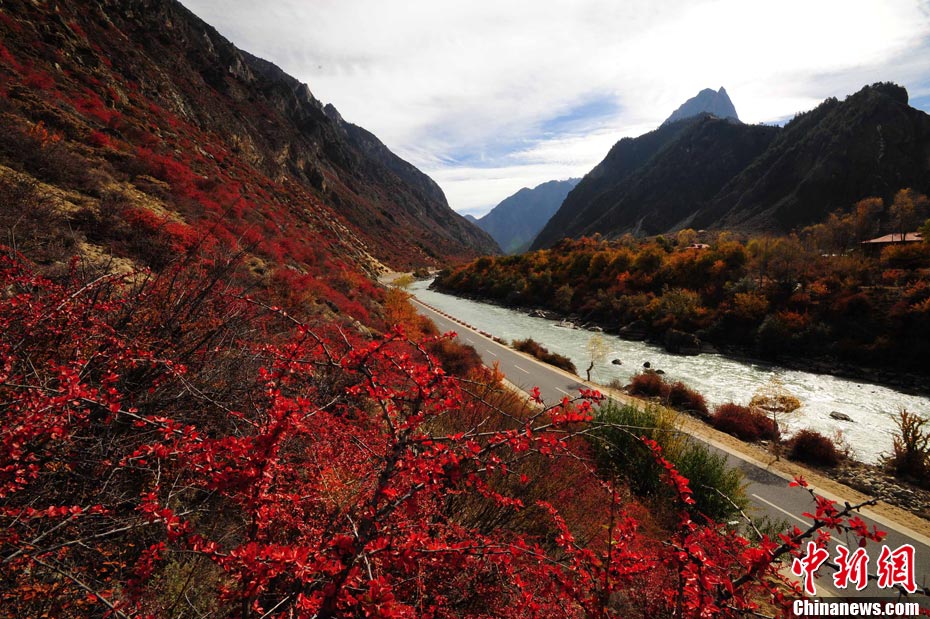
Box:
left=0, top=0, right=496, bottom=271
left=662, top=86, right=739, bottom=125
left=475, top=178, right=579, bottom=252
left=532, top=83, right=930, bottom=248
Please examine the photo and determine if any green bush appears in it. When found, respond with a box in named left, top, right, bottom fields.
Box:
left=592, top=401, right=679, bottom=498
left=591, top=400, right=746, bottom=522
left=675, top=441, right=748, bottom=519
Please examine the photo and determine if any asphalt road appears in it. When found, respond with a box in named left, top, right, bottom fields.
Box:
left=413, top=297, right=930, bottom=604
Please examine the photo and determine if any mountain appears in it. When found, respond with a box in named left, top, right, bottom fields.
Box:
left=0, top=0, right=496, bottom=270
left=532, top=116, right=778, bottom=247
left=475, top=179, right=580, bottom=253
left=532, top=83, right=930, bottom=248
left=691, top=83, right=930, bottom=231
left=662, top=87, right=739, bottom=125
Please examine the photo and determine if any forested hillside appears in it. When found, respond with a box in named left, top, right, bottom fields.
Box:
left=442, top=193, right=930, bottom=381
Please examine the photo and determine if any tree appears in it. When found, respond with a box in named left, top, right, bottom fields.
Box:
left=676, top=228, right=698, bottom=248
left=391, top=273, right=415, bottom=289
left=852, top=197, right=882, bottom=242
left=889, top=189, right=929, bottom=241
left=585, top=333, right=609, bottom=381
left=746, top=236, right=773, bottom=287
left=750, top=375, right=801, bottom=460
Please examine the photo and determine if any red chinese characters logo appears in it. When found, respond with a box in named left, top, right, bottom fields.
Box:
left=792, top=542, right=918, bottom=595
left=791, top=542, right=830, bottom=595
left=876, top=544, right=917, bottom=593
left=833, top=544, right=869, bottom=591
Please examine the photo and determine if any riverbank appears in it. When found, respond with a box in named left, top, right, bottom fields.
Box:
left=429, top=281, right=930, bottom=397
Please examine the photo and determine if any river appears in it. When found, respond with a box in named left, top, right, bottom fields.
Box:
left=411, top=279, right=929, bottom=465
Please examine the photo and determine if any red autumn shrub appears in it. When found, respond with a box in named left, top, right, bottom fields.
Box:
left=787, top=429, right=841, bottom=467
left=87, top=130, right=112, bottom=148
left=0, top=252, right=886, bottom=618
left=628, top=371, right=671, bottom=399
left=712, top=402, right=779, bottom=442
left=667, top=380, right=709, bottom=417
left=426, top=337, right=484, bottom=378
left=512, top=338, right=577, bottom=373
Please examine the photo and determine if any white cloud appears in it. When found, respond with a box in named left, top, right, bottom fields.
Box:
left=182, top=0, right=930, bottom=215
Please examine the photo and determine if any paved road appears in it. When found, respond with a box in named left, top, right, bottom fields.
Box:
left=413, top=298, right=930, bottom=603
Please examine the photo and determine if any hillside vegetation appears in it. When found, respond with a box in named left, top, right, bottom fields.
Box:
left=439, top=194, right=930, bottom=379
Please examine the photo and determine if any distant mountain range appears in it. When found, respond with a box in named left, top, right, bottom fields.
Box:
left=474, top=179, right=580, bottom=252
left=532, top=83, right=930, bottom=248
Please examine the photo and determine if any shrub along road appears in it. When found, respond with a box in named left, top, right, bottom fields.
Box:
left=413, top=297, right=930, bottom=602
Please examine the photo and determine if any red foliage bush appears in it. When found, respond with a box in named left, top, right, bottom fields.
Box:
left=712, top=403, right=779, bottom=442
left=667, top=380, right=709, bottom=417
left=22, top=67, right=56, bottom=90
left=426, top=337, right=484, bottom=378
left=512, top=338, right=577, bottom=373
left=72, top=92, right=120, bottom=126
left=0, top=253, right=886, bottom=618
left=0, top=41, right=23, bottom=73
left=628, top=371, right=671, bottom=399
left=627, top=373, right=708, bottom=417
left=87, top=130, right=112, bottom=148
left=787, top=430, right=842, bottom=467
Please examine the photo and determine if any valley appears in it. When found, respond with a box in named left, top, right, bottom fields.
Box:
left=1, top=0, right=929, bottom=616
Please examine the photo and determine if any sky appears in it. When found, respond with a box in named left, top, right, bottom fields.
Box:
left=182, top=0, right=930, bottom=218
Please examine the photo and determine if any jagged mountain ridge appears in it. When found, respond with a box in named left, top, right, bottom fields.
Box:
left=475, top=179, right=580, bottom=253
left=662, top=87, right=739, bottom=125
left=0, top=0, right=497, bottom=268
left=532, top=83, right=930, bottom=248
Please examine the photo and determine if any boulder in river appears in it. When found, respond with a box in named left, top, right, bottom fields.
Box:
left=830, top=411, right=854, bottom=422
left=664, top=329, right=701, bottom=356
left=612, top=359, right=623, bottom=366
left=643, top=361, right=651, bottom=369
left=619, top=320, right=648, bottom=341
